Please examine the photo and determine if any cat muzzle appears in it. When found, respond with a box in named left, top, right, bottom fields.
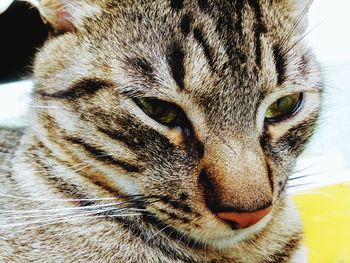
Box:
left=217, top=206, right=272, bottom=229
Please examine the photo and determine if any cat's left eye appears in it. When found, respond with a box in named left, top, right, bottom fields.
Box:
left=133, top=97, right=183, bottom=127
left=265, top=93, right=303, bottom=122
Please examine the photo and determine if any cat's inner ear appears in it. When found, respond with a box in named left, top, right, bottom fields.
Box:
left=37, top=0, right=102, bottom=32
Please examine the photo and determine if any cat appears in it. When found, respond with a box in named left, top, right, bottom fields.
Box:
left=0, top=0, right=322, bottom=262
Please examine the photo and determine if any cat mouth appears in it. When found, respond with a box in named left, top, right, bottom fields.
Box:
left=144, top=203, right=272, bottom=250
left=203, top=211, right=273, bottom=249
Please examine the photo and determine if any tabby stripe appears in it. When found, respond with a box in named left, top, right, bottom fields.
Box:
left=31, top=122, right=200, bottom=262
left=41, top=114, right=141, bottom=174
left=43, top=172, right=95, bottom=207
left=273, top=45, right=287, bottom=85
left=76, top=166, right=124, bottom=198
left=36, top=78, right=112, bottom=99
left=216, top=10, right=233, bottom=33
left=66, top=137, right=142, bottom=173
left=97, top=127, right=145, bottom=151
left=157, top=208, right=191, bottom=224
left=170, top=0, right=183, bottom=10
left=277, top=114, right=318, bottom=155
left=268, top=233, right=302, bottom=262
left=247, top=0, right=267, bottom=66
left=180, top=13, right=192, bottom=36
left=234, top=0, right=244, bottom=35
left=159, top=195, right=199, bottom=215
left=193, top=27, right=216, bottom=71
left=197, top=0, right=209, bottom=11
left=93, top=112, right=177, bottom=156
left=260, top=122, right=270, bottom=149
left=51, top=144, right=123, bottom=197
left=263, top=114, right=318, bottom=164
left=33, top=150, right=194, bottom=261
left=277, top=180, right=288, bottom=198
left=167, top=42, right=186, bottom=90
left=103, top=214, right=199, bottom=262
left=143, top=212, right=205, bottom=252
left=265, top=161, right=274, bottom=193
left=129, top=57, right=156, bottom=81
left=216, top=2, right=246, bottom=71
left=30, top=143, right=95, bottom=207
left=35, top=140, right=123, bottom=200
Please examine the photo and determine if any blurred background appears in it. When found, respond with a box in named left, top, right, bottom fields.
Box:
left=0, top=1, right=49, bottom=83
left=0, top=1, right=349, bottom=262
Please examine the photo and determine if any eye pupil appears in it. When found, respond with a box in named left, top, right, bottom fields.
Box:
left=134, top=97, right=181, bottom=127
left=265, top=93, right=303, bottom=122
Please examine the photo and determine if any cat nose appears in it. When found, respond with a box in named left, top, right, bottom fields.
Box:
left=217, top=206, right=272, bottom=229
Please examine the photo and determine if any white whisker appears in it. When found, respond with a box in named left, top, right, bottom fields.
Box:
left=25, top=106, right=64, bottom=109
left=0, top=212, right=143, bottom=230
left=0, top=193, right=140, bottom=202
left=1, top=207, right=146, bottom=221
left=291, top=162, right=318, bottom=175
left=0, top=201, right=139, bottom=214
left=71, top=163, right=92, bottom=173
left=292, top=167, right=350, bottom=179
left=288, top=182, right=314, bottom=188
left=146, top=225, right=171, bottom=243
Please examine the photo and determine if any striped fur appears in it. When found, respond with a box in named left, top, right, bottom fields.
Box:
left=0, top=0, right=322, bottom=262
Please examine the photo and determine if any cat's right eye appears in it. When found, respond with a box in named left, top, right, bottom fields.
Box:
left=133, top=97, right=183, bottom=127
left=265, top=93, right=303, bottom=123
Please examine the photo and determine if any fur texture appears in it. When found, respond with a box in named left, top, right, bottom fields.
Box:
left=0, top=0, right=322, bottom=262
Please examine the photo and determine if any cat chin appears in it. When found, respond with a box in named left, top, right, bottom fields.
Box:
left=199, top=212, right=273, bottom=250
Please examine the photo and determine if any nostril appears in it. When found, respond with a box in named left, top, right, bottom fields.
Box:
left=217, top=206, right=272, bottom=229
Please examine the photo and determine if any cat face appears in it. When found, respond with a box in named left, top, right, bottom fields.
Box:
left=31, top=0, right=322, bottom=248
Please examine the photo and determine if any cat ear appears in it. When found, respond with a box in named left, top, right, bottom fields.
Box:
left=0, top=0, right=101, bottom=32
left=36, top=0, right=102, bottom=32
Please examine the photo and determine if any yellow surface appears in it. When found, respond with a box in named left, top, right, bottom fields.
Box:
left=293, top=184, right=350, bottom=263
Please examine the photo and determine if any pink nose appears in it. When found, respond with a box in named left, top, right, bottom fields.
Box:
left=217, top=206, right=272, bottom=229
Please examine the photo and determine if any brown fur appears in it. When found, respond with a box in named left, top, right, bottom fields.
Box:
left=0, top=0, right=322, bottom=262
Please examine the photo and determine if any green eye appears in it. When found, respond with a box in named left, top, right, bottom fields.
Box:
left=134, top=97, right=182, bottom=126
left=265, top=93, right=303, bottom=122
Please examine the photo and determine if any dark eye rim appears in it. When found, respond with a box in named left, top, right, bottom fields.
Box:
left=264, top=93, right=304, bottom=124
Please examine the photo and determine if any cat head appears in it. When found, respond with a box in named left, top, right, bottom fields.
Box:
left=29, top=0, right=321, bottom=249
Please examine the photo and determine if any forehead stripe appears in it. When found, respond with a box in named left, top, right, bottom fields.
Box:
left=167, top=42, right=186, bottom=90
left=36, top=78, right=112, bottom=99
left=170, top=0, right=183, bottom=10
left=273, top=45, right=287, bottom=85
left=197, top=0, right=209, bottom=11
left=234, top=1, right=244, bottom=35
left=247, top=0, right=267, bottom=67
left=193, top=27, right=216, bottom=72
left=180, top=13, right=192, bottom=36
